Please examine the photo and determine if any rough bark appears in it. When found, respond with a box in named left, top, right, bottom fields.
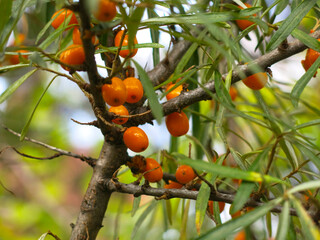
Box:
left=70, top=142, right=129, bottom=240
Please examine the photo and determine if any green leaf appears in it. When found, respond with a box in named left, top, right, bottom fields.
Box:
left=131, top=200, right=157, bottom=240
left=196, top=198, right=283, bottom=240
left=35, top=14, right=57, bottom=44
left=275, top=0, right=289, bottom=15
left=290, top=195, right=320, bottom=239
left=287, top=180, right=320, bottom=194
left=266, top=0, right=318, bottom=51
left=230, top=149, right=269, bottom=214
left=291, top=28, right=320, bottom=51
left=131, top=196, right=141, bottom=217
left=278, top=139, right=298, bottom=169
left=20, top=76, right=56, bottom=141
left=126, top=7, right=145, bottom=51
left=97, top=43, right=164, bottom=54
left=0, top=63, right=30, bottom=73
left=0, top=0, right=12, bottom=43
left=275, top=200, right=290, bottom=240
left=291, top=51, right=320, bottom=107
left=0, top=68, right=37, bottom=104
left=173, top=154, right=284, bottom=184
left=147, top=9, right=160, bottom=67
left=132, top=60, right=163, bottom=124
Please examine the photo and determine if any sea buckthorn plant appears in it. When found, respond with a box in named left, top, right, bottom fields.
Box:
left=1, top=1, right=320, bottom=240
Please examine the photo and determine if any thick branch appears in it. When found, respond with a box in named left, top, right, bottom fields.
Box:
left=70, top=142, right=129, bottom=240
left=104, top=179, right=298, bottom=216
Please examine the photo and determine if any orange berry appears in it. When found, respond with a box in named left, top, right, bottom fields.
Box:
left=59, top=44, right=85, bottom=71
left=127, top=155, right=146, bottom=174
left=102, top=77, right=127, bottom=106
left=242, top=72, right=268, bottom=90
left=108, top=105, right=129, bottom=125
left=175, top=165, right=196, bottom=184
left=9, top=50, right=28, bottom=65
left=123, top=77, right=144, bottom=103
left=123, top=127, right=149, bottom=152
left=165, top=112, right=189, bottom=137
left=230, top=209, right=243, bottom=219
left=72, top=27, right=99, bottom=45
left=234, top=230, right=246, bottom=240
left=143, top=158, right=163, bottom=182
left=166, top=83, right=183, bottom=100
left=51, top=8, right=78, bottom=30
left=164, top=180, right=183, bottom=189
left=94, top=0, right=117, bottom=22
left=208, top=200, right=225, bottom=214
left=13, top=33, right=25, bottom=46
left=301, top=39, right=320, bottom=77
left=235, top=3, right=257, bottom=30
left=114, top=30, right=138, bottom=58
left=229, top=86, right=238, bottom=101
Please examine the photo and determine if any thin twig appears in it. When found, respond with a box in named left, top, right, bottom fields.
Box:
left=71, top=118, right=99, bottom=128
left=2, top=125, right=96, bottom=167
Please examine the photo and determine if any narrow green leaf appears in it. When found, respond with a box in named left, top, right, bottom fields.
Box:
left=266, top=0, right=318, bottom=51
left=293, top=138, right=320, bottom=170
left=131, top=200, right=157, bottom=239
left=293, top=119, right=320, bottom=130
left=0, top=0, right=12, bottom=40
left=290, top=195, right=320, bottom=240
left=230, top=149, right=268, bottom=214
left=278, top=139, right=298, bottom=169
left=147, top=9, right=160, bottom=66
left=97, top=43, right=164, bottom=54
left=20, top=76, right=56, bottom=141
left=132, top=60, right=163, bottom=123
left=131, top=196, right=141, bottom=217
left=275, top=0, right=289, bottom=15
left=35, top=14, right=57, bottom=44
left=292, top=28, right=320, bottom=51
left=126, top=7, right=145, bottom=51
left=0, top=63, right=30, bottom=73
left=173, top=154, right=284, bottom=184
left=196, top=198, right=283, bottom=240
left=291, top=52, right=320, bottom=107
left=0, top=68, right=37, bottom=104
left=275, top=200, right=290, bottom=240
left=288, top=180, right=320, bottom=195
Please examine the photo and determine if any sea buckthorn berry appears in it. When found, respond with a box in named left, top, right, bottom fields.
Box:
left=51, top=8, right=78, bottom=30
left=301, top=39, right=320, bottom=77
left=235, top=3, right=257, bottom=30
left=164, top=180, right=183, bottom=189
left=108, top=105, right=129, bottom=125
left=114, top=30, right=138, bottom=58
left=102, top=77, right=127, bottom=106
left=175, top=165, right=196, bottom=184
left=143, top=158, right=163, bottom=182
left=208, top=200, right=225, bottom=214
left=165, top=112, right=189, bottom=137
left=9, top=50, right=29, bottom=65
left=234, top=230, right=246, bottom=240
left=166, top=83, right=183, bottom=101
left=123, top=127, right=149, bottom=152
left=93, top=0, right=117, bottom=22
left=72, top=27, right=99, bottom=45
left=123, top=77, right=144, bottom=103
left=13, top=33, right=26, bottom=46
left=59, top=44, right=85, bottom=71
left=242, top=72, right=268, bottom=90
left=229, top=86, right=238, bottom=101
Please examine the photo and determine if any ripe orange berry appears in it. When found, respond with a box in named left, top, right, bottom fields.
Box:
left=123, top=77, right=144, bottom=103
left=114, top=30, right=138, bottom=58
left=165, top=112, right=189, bottom=137
left=72, top=27, right=99, bottom=45
left=234, top=230, right=246, bottom=240
left=229, top=86, right=238, bottom=101
left=235, top=3, right=257, bottom=30
left=123, top=127, right=149, bottom=152
left=301, top=39, right=320, bottom=77
left=51, top=8, right=78, bottom=30
left=208, top=200, right=225, bottom=214
left=59, top=44, right=85, bottom=71
left=93, top=0, right=117, bottom=22
left=102, top=77, right=127, bottom=106
left=143, top=158, right=163, bottom=182
left=166, top=83, right=183, bottom=101
left=164, top=180, right=183, bottom=189
left=9, top=50, right=28, bottom=65
left=175, top=165, right=196, bottom=184
left=109, top=105, right=129, bottom=125
left=242, top=72, right=268, bottom=90
left=127, top=155, right=146, bottom=174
